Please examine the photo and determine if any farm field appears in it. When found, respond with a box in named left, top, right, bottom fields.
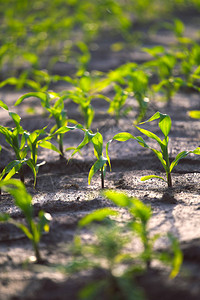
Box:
left=0, top=1, right=200, bottom=299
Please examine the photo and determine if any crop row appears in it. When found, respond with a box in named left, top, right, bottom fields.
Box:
left=0, top=96, right=199, bottom=298
left=0, top=179, right=183, bottom=299
left=0, top=97, right=199, bottom=190
left=1, top=32, right=200, bottom=131
left=1, top=1, right=200, bottom=79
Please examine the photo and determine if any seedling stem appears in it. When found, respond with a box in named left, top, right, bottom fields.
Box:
left=101, top=168, right=104, bottom=189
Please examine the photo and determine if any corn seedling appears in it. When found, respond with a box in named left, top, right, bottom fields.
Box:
left=107, top=84, right=130, bottom=125
left=0, top=102, right=29, bottom=182
left=0, top=179, right=52, bottom=263
left=25, top=127, right=61, bottom=187
left=106, top=63, right=150, bottom=123
left=179, top=43, right=200, bottom=84
left=0, top=100, right=60, bottom=186
left=70, top=128, right=109, bottom=188
left=126, top=69, right=150, bottom=123
left=110, top=112, right=200, bottom=187
left=64, top=190, right=182, bottom=299
left=143, top=47, right=182, bottom=102
left=15, top=91, right=76, bottom=159
left=62, top=72, right=110, bottom=129
left=68, top=214, right=145, bottom=300
left=102, top=190, right=183, bottom=277
left=0, top=143, right=26, bottom=195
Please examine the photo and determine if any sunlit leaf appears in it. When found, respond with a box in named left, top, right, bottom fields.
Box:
left=140, top=175, right=166, bottom=182
left=170, top=151, right=190, bottom=172
left=79, top=208, right=118, bottom=227
left=188, top=110, right=200, bottom=119
left=0, top=100, right=8, bottom=111
left=113, top=132, right=135, bottom=142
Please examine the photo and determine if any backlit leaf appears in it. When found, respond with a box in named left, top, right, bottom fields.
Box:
left=188, top=110, right=200, bottom=119
left=0, top=100, right=8, bottom=110
left=9, top=112, right=21, bottom=127
left=91, top=132, right=103, bottom=158
left=102, top=190, right=134, bottom=208
left=135, top=126, right=162, bottom=145
left=191, top=147, right=200, bottom=155
left=15, top=92, right=49, bottom=107
left=140, top=175, right=166, bottom=182
left=159, top=114, right=171, bottom=137
left=88, top=156, right=107, bottom=185
left=170, top=151, right=190, bottom=172
left=39, top=140, right=61, bottom=155
left=113, top=132, right=135, bottom=141
left=79, top=208, right=118, bottom=227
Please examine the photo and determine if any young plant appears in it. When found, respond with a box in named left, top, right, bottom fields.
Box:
left=68, top=214, right=145, bottom=300
left=0, top=144, right=26, bottom=195
left=0, top=100, right=60, bottom=186
left=109, top=112, right=200, bottom=187
left=102, top=190, right=183, bottom=277
left=143, top=47, right=182, bottom=102
left=61, top=71, right=110, bottom=129
left=126, top=69, right=150, bottom=123
left=106, top=63, right=149, bottom=123
left=179, top=42, right=200, bottom=84
left=0, top=179, right=52, bottom=263
left=15, top=91, right=72, bottom=159
left=64, top=190, right=182, bottom=299
left=25, top=127, right=61, bottom=187
left=70, top=129, right=109, bottom=188
left=0, top=102, right=29, bottom=182
left=107, top=84, right=130, bottom=125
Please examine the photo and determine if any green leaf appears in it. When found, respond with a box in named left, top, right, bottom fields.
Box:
left=16, top=223, right=33, bottom=240
left=0, top=77, right=18, bottom=88
left=188, top=110, right=200, bottom=119
left=39, top=140, right=61, bottom=155
left=0, top=100, right=8, bottom=111
left=71, top=130, right=96, bottom=158
left=129, top=198, right=152, bottom=223
left=88, top=156, right=107, bottom=185
left=191, top=147, right=200, bottom=155
left=9, top=112, right=21, bottom=127
left=106, top=139, right=112, bottom=171
left=15, top=92, right=49, bottom=107
left=140, top=175, right=166, bottom=183
left=159, top=114, right=171, bottom=137
left=79, top=208, right=118, bottom=227
left=170, top=151, right=190, bottom=172
left=134, top=136, right=149, bottom=148
left=112, top=132, right=135, bottom=142
left=91, top=132, right=103, bottom=158
left=151, top=148, right=167, bottom=171
left=26, top=159, right=37, bottom=187
left=174, top=19, right=185, bottom=37
left=135, top=126, right=162, bottom=145
left=142, top=46, right=165, bottom=57
left=0, top=213, right=10, bottom=222
left=0, top=179, right=33, bottom=220
left=102, top=190, right=134, bottom=208
left=0, top=159, right=23, bottom=180
left=139, top=112, right=170, bottom=131
left=168, top=233, right=183, bottom=279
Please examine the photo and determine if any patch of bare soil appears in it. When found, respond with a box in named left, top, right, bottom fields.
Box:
left=0, top=17, right=200, bottom=300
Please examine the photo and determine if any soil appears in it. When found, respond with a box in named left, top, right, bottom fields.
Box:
left=0, top=11, right=200, bottom=300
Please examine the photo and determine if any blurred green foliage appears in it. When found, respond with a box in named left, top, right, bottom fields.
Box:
left=0, top=0, right=200, bottom=77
